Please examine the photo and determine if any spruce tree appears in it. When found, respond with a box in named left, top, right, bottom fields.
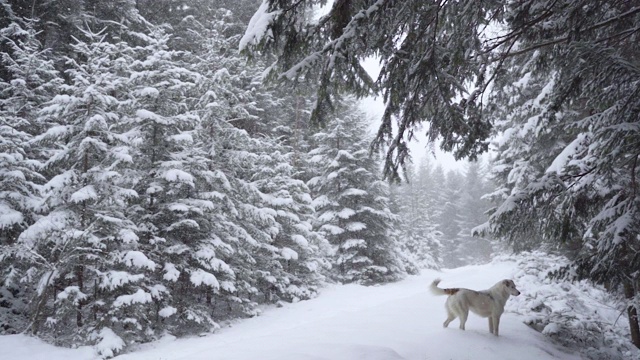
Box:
left=189, top=15, right=329, bottom=310
left=456, top=161, right=494, bottom=265
left=437, top=170, right=464, bottom=267
left=0, top=17, right=61, bottom=244
left=0, top=14, right=63, bottom=335
left=14, top=28, right=146, bottom=354
left=123, top=26, right=235, bottom=338
left=389, top=161, right=441, bottom=270
left=308, top=100, right=407, bottom=284
left=483, top=1, right=640, bottom=347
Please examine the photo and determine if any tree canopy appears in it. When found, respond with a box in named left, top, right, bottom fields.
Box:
left=242, top=0, right=639, bottom=178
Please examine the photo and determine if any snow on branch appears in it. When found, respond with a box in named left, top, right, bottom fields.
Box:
left=239, top=1, right=282, bottom=52
left=165, top=219, right=200, bottom=232
left=320, top=224, right=344, bottom=235
left=163, top=169, right=195, bottom=186
left=281, top=247, right=299, bottom=260
left=57, top=286, right=88, bottom=305
left=17, top=210, right=75, bottom=249
left=337, top=208, right=356, bottom=219
left=121, top=250, right=156, bottom=270
left=69, top=185, right=98, bottom=203
left=345, top=222, right=366, bottom=231
left=98, top=271, right=145, bottom=291
left=291, top=234, right=309, bottom=247
left=281, top=0, right=385, bottom=80
left=342, top=238, right=366, bottom=250
left=118, top=229, right=139, bottom=244
left=341, top=188, right=367, bottom=197
left=163, top=263, right=180, bottom=282
left=113, top=289, right=152, bottom=308
left=158, top=306, right=177, bottom=318
left=190, top=269, right=220, bottom=289
left=91, top=327, right=125, bottom=359
left=546, top=133, right=591, bottom=174
left=0, top=202, right=23, bottom=228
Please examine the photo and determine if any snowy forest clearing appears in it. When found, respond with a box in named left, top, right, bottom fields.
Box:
left=4, top=257, right=622, bottom=360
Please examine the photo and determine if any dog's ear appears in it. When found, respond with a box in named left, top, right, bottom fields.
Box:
left=503, top=280, right=511, bottom=286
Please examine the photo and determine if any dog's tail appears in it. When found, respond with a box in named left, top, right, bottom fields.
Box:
left=430, top=278, right=447, bottom=296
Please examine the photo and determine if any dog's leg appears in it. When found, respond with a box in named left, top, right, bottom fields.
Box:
left=458, top=309, right=468, bottom=330
left=443, top=309, right=456, bottom=328
left=493, top=315, right=500, bottom=336
left=488, top=317, right=494, bottom=334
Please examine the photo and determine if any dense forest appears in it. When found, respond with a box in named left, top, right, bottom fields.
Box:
left=0, top=0, right=639, bottom=357
left=0, top=0, right=496, bottom=356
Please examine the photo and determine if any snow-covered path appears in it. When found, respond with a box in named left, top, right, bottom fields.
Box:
left=3, top=260, right=583, bottom=360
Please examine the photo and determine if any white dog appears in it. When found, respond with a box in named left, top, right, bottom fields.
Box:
left=430, top=278, right=521, bottom=336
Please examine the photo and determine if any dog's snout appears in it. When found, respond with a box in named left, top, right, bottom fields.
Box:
left=515, top=290, right=521, bottom=296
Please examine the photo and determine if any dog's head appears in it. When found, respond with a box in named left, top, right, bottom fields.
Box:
left=502, top=279, right=521, bottom=296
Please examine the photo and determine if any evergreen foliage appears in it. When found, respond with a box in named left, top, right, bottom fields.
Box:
left=456, top=162, right=494, bottom=265
left=0, top=15, right=63, bottom=336
left=389, top=158, right=494, bottom=269
left=241, top=0, right=497, bottom=180
left=0, top=17, right=59, bottom=244
left=437, top=170, right=464, bottom=267
left=15, top=26, right=143, bottom=348
left=484, top=2, right=640, bottom=306
left=308, top=100, right=408, bottom=284
left=482, top=1, right=640, bottom=347
left=388, top=160, right=441, bottom=270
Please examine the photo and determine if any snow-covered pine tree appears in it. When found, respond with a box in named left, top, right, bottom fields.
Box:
left=191, top=13, right=329, bottom=307
left=13, top=27, right=147, bottom=355
left=388, top=160, right=441, bottom=270
left=427, top=164, right=447, bottom=209
left=0, top=13, right=63, bottom=335
left=481, top=49, right=571, bottom=252
left=121, top=26, right=240, bottom=339
left=258, top=81, right=318, bottom=178
left=250, top=146, right=330, bottom=301
left=188, top=22, right=284, bottom=316
left=308, top=100, right=407, bottom=284
left=6, top=0, right=142, bottom=61
left=0, top=16, right=61, bottom=244
left=483, top=1, right=640, bottom=348
left=455, top=161, right=494, bottom=265
left=189, top=117, right=274, bottom=318
left=436, top=170, right=464, bottom=267
left=416, top=157, right=444, bottom=225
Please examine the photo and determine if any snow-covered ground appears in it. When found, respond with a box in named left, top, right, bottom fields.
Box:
left=2, top=258, right=598, bottom=360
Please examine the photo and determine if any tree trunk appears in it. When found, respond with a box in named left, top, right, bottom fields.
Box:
left=30, top=270, right=55, bottom=335
left=623, top=279, right=640, bottom=349
left=76, top=265, right=84, bottom=327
